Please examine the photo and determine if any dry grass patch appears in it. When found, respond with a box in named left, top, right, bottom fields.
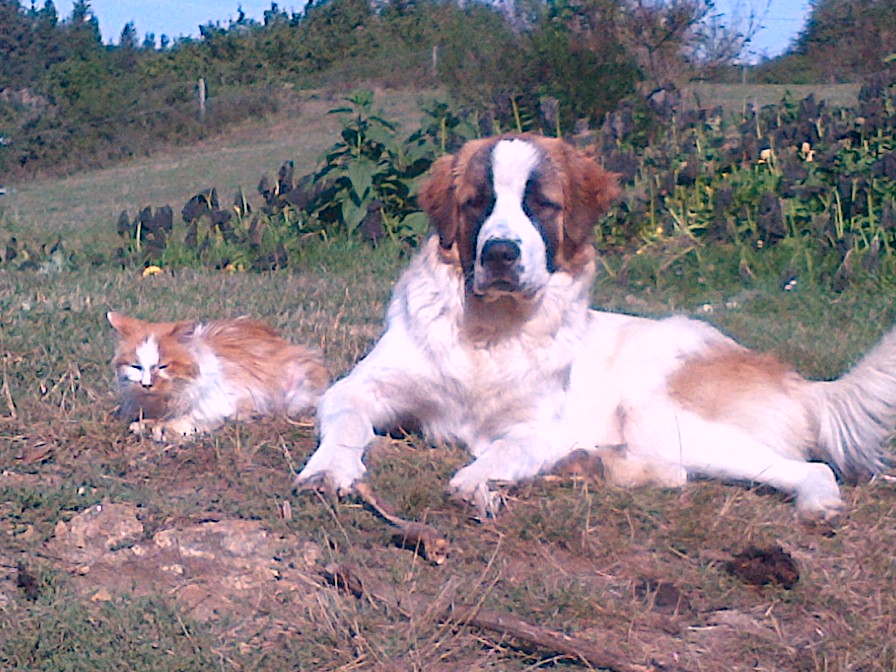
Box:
left=1, top=248, right=895, bottom=670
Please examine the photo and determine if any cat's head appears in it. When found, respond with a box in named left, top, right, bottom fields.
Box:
left=107, top=312, right=199, bottom=419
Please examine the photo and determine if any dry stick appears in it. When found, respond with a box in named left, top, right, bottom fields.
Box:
left=353, top=481, right=450, bottom=565
left=322, top=562, right=640, bottom=672
left=1, top=356, right=17, bottom=419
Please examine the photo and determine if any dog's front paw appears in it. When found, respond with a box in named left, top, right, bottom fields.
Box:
left=449, top=465, right=508, bottom=519
left=293, top=448, right=365, bottom=497
left=794, top=464, right=845, bottom=524
left=795, top=493, right=845, bottom=525
left=292, top=470, right=354, bottom=497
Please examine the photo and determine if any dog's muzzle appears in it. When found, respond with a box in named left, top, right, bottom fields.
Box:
left=475, top=238, right=523, bottom=296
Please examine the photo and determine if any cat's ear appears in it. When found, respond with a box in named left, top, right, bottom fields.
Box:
left=169, top=321, right=198, bottom=343
left=107, top=312, right=140, bottom=336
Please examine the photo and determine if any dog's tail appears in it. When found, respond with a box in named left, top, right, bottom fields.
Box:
left=812, top=326, right=896, bottom=478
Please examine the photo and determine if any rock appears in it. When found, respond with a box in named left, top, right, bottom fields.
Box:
left=50, top=501, right=323, bottom=628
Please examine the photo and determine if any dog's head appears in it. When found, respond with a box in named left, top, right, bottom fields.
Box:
left=419, top=134, right=619, bottom=301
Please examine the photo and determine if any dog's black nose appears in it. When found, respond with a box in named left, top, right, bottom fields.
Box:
left=480, top=238, right=521, bottom=269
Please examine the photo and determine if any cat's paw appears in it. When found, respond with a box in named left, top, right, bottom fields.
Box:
left=129, top=418, right=199, bottom=443
left=154, top=417, right=200, bottom=442
left=128, top=420, right=154, bottom=438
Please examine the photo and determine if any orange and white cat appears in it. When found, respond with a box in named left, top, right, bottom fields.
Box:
left=107, top=312, right=329, bottom=441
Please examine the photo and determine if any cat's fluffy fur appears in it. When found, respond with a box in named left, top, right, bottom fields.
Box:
left=108, top=312, right=328, bottom=441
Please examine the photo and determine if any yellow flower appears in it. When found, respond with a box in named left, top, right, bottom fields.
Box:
left=142, top=265, right=163, bottom=277
left=800, top=142, right=815, bottom=162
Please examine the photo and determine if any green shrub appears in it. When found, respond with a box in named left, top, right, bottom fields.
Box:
left=598, top=77, right=896, bottom=293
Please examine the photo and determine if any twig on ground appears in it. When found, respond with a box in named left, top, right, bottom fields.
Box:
left=353, top=481, right=450, bottom=565
left=320, top=561, right=642, bottom=671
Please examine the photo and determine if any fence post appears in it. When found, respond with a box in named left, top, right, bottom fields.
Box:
left=198, top=77, right=207, bottom=121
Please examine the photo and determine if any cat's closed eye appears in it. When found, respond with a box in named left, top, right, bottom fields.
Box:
left=129, top=363, right=168, bottom=372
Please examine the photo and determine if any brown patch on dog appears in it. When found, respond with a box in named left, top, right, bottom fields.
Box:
left=667, top=346, right=797, bottom=421
left=542, top=136, right=620, bottom=273
left=419, top=137, right=499, bottom=273
left=418, top=153, right=462, bottom=255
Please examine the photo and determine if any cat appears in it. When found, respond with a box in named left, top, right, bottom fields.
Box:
left=107, top=311, right=329, bottom=441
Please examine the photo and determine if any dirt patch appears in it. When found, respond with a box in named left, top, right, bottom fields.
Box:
left=49, top=502, right=323, bottom=629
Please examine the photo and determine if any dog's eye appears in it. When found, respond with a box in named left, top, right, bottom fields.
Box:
left=463, top=198, right=483, bottom=213
left=157, top=364, right=169, bottom=371
left=528, top=194, right=561, bottom=214
left=129, top=364, right=143, bottom=372
left=462, top=194, right=492, bottom=218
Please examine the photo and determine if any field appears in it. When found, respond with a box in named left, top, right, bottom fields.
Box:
left=1, top=86, right=895, bottom=671
left=681, top=82, right=861, bottom=114
left=0, top=88, right=431, bottom=248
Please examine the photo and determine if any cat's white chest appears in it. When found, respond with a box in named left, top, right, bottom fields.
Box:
left=186, top=347, right=237, bottom=421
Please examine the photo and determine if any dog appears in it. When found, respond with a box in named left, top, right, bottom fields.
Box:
left=295, top=133, right=896, bottom=519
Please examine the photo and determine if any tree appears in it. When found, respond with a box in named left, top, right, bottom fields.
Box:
left=615, top=0, right=763, bottom=90
left=791, top=0, right=896, bottom=81
left=63, top=0, right=102, bottom=57
left=0, top=0, right=31, bottom=86
left=119, top=21, right=139, bottom=49
left=528, top=0, right=639, bottom=124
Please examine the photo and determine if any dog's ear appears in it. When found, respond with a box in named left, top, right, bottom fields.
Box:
left=419, top=154, right=458, bottom=249
left=564, top=147, right=621, bottom=250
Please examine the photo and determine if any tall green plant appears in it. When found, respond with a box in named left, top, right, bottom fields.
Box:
left=307, top=91, right=434, bottom=246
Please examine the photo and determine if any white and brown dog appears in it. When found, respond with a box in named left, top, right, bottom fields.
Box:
left=296, top=133, right=896, bottom=519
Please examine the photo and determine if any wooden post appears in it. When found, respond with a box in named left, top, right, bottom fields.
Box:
left=198, top=77, right=207, bottom=121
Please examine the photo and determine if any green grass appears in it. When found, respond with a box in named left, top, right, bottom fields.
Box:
left=1, top=85, right=895, bottom=671
left=683, top=82, right=862, bottom=112
left=2, top=240, right=894, bottom=670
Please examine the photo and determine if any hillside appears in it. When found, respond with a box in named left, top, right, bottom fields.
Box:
left=2, top=89, right=431, bottom=246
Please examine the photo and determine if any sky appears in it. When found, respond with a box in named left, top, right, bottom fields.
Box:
left=50, top=0, right=813, bottom=59
left=716, top=0, right=813, bottom=60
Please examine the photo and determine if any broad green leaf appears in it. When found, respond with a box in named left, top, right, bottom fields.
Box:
left=346, top=159, right=376, bottom=201
left=399, top=211, right=430, bottom=237
left=342, top=199, right=368, bottom=232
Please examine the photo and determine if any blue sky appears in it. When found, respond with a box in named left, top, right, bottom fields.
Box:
left=719, top=0, right=813, bottom=60
left=52, top=0, right=812, bottom=59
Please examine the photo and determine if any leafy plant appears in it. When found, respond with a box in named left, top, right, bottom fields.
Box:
left=303, top=90, right=435, bottom=247
left=597, top=76, right=896, bottom=293
left=416, top=100, right=480, bottom=154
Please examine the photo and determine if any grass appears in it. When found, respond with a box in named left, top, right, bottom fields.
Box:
left=0, top=87, right=434, bottom=248
left=1, top=84, right=895, bottom=671
left=683, top=82, right=862, bottom=113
